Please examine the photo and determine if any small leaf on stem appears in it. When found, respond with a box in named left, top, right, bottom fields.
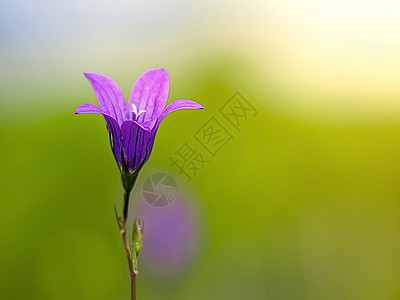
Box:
left=132, top=218, right=144, bottom=255
left=114, top=204, right=124, bottom=231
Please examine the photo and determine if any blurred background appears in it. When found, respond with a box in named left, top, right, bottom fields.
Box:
left=1, top=0, right=400, bottom=299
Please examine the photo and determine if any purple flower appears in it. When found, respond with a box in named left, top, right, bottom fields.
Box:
left=75, top=68, right=204, bottom=191
left=134, top=195, right=200, bottom=276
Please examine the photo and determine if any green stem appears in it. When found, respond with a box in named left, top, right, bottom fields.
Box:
left=121, top=190, right=137, bottom=300
left=123, top=190, right=130, bottom=223
left=131, top=272, right=136, bottom=300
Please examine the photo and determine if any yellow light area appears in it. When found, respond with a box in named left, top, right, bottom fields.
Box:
left=263, top=0, right=400, bottom=101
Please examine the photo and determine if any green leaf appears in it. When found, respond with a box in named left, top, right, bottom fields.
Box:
left=131, top=218, right=144, bottom=255
left=114, top=204, right=124, bottom=231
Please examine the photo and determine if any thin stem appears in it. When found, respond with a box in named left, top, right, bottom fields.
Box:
left=123, top=190, right=130, bottom=222
left=121, top=190, right=137, bottom=300
left=131, top=272, right=136, bottom=300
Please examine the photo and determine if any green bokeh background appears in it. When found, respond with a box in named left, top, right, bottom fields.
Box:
left=2, top=2, right=400, bottom=299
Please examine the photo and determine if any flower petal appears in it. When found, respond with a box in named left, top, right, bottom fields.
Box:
left=154, top=99, right=204, bottom=129
left=121, top=121, right=155, bottom=172
left=103, top=115, right=123, bottom=167
left=84, top=72, right=128, bottom=125
left=128, top=68, right=169, bottom=123
left=74, top=103, right=102, bottom=114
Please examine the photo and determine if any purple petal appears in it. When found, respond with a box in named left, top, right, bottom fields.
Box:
left=154, top=99, right=204, bottom=129
left=121, top=121, right=155, bottom=171
left=144, top=133, right=156, bottom=162
left=103, top=115, right=123, bottom=167
left=84, top=72, right=128, bottom=125
left=128, top=68, right=169, bottom=123
left=74, top=103, right=102, bottom=114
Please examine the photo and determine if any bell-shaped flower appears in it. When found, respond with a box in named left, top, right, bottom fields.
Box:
left=75, top=68, right=204, bottom=191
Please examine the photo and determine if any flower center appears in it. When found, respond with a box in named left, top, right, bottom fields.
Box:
left=131, top=103, right=146, bottom=120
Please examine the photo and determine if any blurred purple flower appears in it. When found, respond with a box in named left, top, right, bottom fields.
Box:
left=75, top=68, right=204, bottom=191
left=135, top=195, right=200, bottom=276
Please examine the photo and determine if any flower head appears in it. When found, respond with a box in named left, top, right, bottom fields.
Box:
left=75, top=68, right=204, bottom=191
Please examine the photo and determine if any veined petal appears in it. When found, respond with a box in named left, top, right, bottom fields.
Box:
left=84, top=72, right=128, bottom=125
left=154, top=99, right=204, bottom=129
left=121, top=121, right=155, bottom=172
left=128, top=68, right=169, bottom=123
left=144, top=134, right=156, bottom=160
left=74, top=103, right=102, bottom=114
left=103, top=115, right=123, bottom=167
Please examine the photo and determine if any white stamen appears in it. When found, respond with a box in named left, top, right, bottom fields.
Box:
left=131, top=104, right=146, bottom=119
left=137, top=109, right=146, bottom=117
